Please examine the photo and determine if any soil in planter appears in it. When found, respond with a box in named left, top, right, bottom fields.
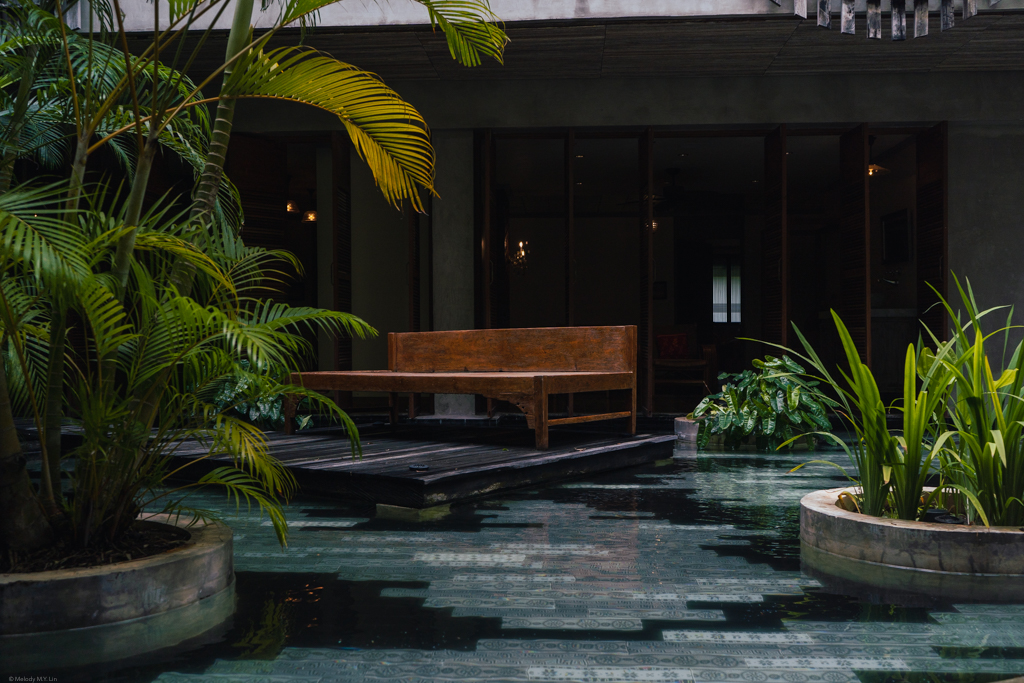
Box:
left=1, top=521, right=189, bottom=574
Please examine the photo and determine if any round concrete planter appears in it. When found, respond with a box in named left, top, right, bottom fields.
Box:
left=0, top=515, right=235, bottom=671
left=801, top=488, right=1024, bottom=602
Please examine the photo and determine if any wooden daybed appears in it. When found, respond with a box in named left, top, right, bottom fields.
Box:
left=284, top=326, right=637, bottom=449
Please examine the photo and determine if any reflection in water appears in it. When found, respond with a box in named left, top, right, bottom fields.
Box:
left=232, top=595, right=289, bottom=660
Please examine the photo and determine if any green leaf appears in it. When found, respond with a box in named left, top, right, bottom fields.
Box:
left=222, top=46, right=435, bottom=211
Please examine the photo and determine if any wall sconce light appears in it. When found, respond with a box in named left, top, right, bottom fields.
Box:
left=651, top=220, right=659, bottom=232
left=867, top=164, right=890, bottom=177
left=302, top=210, right=318, bottom=222
left=507, top=238, right=529, bottom=272
left=286, top=200, right=299, bottom=213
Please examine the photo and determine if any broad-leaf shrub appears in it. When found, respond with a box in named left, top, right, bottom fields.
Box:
left=691, top=355, right=832, bottom=451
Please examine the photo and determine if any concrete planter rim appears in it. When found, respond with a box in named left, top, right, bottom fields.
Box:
left=800, top=486, right=1024, bottom=602
left=0, top=513, right=234, bottom=636
left=801, top=487, right=1024, bottom=535
left=0, top=514, right=204, bottom=584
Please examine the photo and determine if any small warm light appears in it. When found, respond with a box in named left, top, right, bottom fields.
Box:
left=652, top=221, right=658, bottom=232
left=286, top=200, right=299, bottom=213
left=302, top=210, right=318, bottom=222
left=508, top=239, right=529, bottom=272
left=868, top=164, right=890, bottom=177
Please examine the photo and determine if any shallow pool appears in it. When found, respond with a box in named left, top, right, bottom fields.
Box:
left=62, top=444, right=1024, bottom=682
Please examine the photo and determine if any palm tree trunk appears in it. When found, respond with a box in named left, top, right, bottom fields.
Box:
left=43, top=304, right=66, bottom=501
left=168, top=0, right=254, bottom=296
left=32, top=135, right=93, bottom=511
left=0, top=351, right=53, bottom=552
left=111, top=141, right=158, bottom=291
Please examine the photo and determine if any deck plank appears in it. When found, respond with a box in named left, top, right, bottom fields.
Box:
left=172, top=425, right=674, bottom=508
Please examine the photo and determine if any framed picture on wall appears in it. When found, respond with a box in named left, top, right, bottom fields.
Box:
left=881, top=209, right=912, bottom=264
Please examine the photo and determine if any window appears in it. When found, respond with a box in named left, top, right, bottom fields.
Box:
left=713, top=256, right=741, bottom=323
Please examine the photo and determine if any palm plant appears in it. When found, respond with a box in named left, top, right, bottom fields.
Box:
left=0, top=0, right=508, bottom=554
left=0, top=181, right=372, bottom=544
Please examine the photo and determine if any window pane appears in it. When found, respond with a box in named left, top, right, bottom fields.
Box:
left=712, top=262, right=728, bottom=323
left=730, top=263, right=742, bottom=323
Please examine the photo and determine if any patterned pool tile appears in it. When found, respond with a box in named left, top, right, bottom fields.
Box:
left=109, top=445, right=1024, bottom=682
left=525, top=666, right=693, bottom=681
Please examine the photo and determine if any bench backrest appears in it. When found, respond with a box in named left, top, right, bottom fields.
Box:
left=388, top=326, right=637, bottom=374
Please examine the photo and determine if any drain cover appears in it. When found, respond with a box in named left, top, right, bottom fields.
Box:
left=409, top=464, right=430, bottom=471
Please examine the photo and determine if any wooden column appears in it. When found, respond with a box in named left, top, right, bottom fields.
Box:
left=408, top=205, right=421, bottom=333
left=565, top=130, right=576, bottom=327
left=331, top=132, right=353, bottom=408
left=762, top=125, right=789, bottom=348
left=406, top=201, right=421, bottom=419
left=565, top=130, right=576, bottom=417
left=638, top=128, right=655, bottom=416
left=838, top=123, right=872, bottom=365
left=916, top=122, right=948, bottom=340
left=477, top=130, right=495, bottom=418
left=426, top=195, right=434, bottom=332
left=476, top=130, right=494, bottom=331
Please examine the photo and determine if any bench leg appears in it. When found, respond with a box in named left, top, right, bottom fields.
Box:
left=533, top=377, right=549, bottom=450
left=486, top=398, right=495, bottom=419
left=389, top=392, right=398, bottom=427
left=567, top=393, right=574, bottom=418
left=283, top=395, right=297, bottom=435
left=629, top=385, right=637, bottom=436
left=408, top=393, right=417, bottom=420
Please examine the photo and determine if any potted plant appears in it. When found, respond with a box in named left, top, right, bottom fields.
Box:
left=0, top=0, right=507, bottom=657
left=778, top=277, right=1024, bottom=600
left=690, top=355, right=833, bottom=451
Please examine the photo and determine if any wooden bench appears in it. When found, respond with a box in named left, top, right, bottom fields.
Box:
left=284, top=326, right=637, bottom=449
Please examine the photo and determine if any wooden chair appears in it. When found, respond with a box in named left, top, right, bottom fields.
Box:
left=652, top=325, right=718, bottom=411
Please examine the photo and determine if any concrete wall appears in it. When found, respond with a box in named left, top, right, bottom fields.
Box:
left=388, top=72, right=1024, bottom=131
left=350, top=150, right=409, bottom=372
left=431, top=130, right=476, bottom=416
left=949, top=123, right=1024, bottom=334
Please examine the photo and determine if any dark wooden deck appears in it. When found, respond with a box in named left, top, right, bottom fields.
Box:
left=172, top=425, right=675, bottom=508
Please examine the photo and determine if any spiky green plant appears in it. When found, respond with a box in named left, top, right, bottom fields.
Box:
left=926, top=277, right=1024, bottom=526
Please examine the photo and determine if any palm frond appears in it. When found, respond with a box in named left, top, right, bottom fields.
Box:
left=222, top=46, right=433, bottom=211
left=0, top=182, right=89, bottom=284
left=417, top=0, right=507, bottom=67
